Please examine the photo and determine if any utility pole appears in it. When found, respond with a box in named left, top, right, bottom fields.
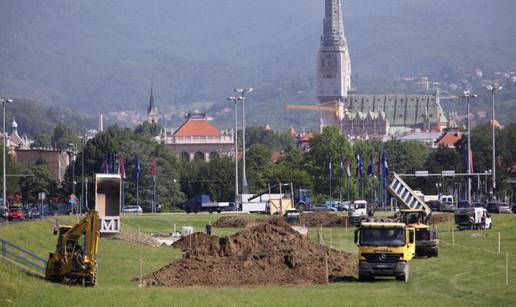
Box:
left=234, top=88, right=253, bottom=194
left=461, top=90, right=477, bottom=204
left=227, top=96, right=241, bottom=204
left=0, top=98, right=13, bottom=211
left=487, top=84, right=502, bottom=200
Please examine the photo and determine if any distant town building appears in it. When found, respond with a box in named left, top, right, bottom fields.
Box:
left=341, top=111, right=388, bottom=139
left=15, top=149, right=70, bottom=182
left=399, top=131, right=443, bottom=148
left=162, top=113, right=233, bottom=161
left=7, top=117, right=31, bottom=150
left=436, top=132, right=462, bottom=148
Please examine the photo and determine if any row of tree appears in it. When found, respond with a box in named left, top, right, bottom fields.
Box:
left=5, top=122, right=515, bottom=211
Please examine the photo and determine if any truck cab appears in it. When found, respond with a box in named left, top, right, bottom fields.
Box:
left=348, top=200, right=371, bottom=226
left=398, top=209, right=439, bottom=257
left=355, top=222, right=415, bottom=282
left=294, top=189, right=312, bottom=211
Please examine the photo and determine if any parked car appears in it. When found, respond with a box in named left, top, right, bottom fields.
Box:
left=323, top=200, right=342, bottom=210
left=0, top=207, right=8, bottom=221
left=30, top=207, right=41, bottom=219
left=487, top=202, right=512, bottom=214
left=8, top=208, right=25, bottom=221
left=440, top=201, right=455, bottom=212
left=512, top=203, right=516, bottom=214
left=22, top=207, right=33, bottom=219
left=337, top=201, right=352, bottom=211
left=122, top=205, right=143, bottom=214
left=310, top=204, right=337, bottom=212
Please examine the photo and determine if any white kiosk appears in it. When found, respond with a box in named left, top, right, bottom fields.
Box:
left=95, top=174, right=122, bottom=234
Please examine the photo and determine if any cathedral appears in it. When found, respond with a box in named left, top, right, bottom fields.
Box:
left=316, top=0, right=447, bottom=137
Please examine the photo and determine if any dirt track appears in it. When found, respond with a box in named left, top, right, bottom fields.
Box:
left=142, top=221, right=356, bottom=287
left=214, top=212, right=348, bottom=228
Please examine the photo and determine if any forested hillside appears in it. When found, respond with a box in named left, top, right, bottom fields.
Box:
left=0, top=0, right=514, bottom=129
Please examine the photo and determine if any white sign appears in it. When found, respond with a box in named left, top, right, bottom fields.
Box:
left=415, top=171, right=429, bottom=177
left=38, top=192, right=46, bottom=200
left=442, top=170, right=456, bottom=177
left=100, top=217, right=120, bottom=233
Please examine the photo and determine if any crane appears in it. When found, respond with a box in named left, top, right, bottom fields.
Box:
left=286, top=100, right=350, bottom=121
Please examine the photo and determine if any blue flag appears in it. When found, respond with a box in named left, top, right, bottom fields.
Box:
left=356, top=154, right=363, bottom=177
left=382, top=152, right=389, bottom=177
left=136, top=157, right=141, bottom=182
left=339, top=155, right=344, bottom=179
left=367, top=153, right=374, bottom=176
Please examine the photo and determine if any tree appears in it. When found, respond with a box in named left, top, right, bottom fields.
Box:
left=18, top=160, right=56, bottom=204
left=134, top=122, right=162, bottom=137
left=51, top=123, right=79, bottom=151
left=244, top=126, right=296, bottom=151
left=305, top=126, right=353, bottom=198
left=246, top=144, right=273, bottom=192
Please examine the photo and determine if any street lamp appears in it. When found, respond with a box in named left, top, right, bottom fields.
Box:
left=461, top=90, right=477, bottom=204
left=486, top=84, right=502, bottom=200
left=0, top=98, right=13, bottom=210
left=234, top=88, right=253, bottom=194
left=227, top=96, right=242, bottom=203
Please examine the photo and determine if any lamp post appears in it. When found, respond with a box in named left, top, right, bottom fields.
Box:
left=486, top=84, right=502, bottom=200
left=68, top=142, right=77, bottom=214
left=461, top=90, right=478, bottom=204
left=0, top=98, right=13, bottom=210
left=234, top=88, right=253, bottom=194
left=227, top=96, right=242, bottom=204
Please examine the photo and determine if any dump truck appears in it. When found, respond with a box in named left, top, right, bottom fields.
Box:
left=388, top=172, right=439, bottom=258
left=355, top=222, right=415, bottom=282
left=45, top=210, right=100, bottom=286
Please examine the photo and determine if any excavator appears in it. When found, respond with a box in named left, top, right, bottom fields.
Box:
left=45, top=210, right=100, bottom=286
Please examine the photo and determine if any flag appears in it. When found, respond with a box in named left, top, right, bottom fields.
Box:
left=152, top=157, right=156, bottom=178
left=346, top=158, right=351, bottom=178
left=367, top=153, right=374, bottom=177
left=356, top=154, right=363, bottom=177
left=377, top=152, right=382, bottom=177
left=118, top=156, right=126, bottom=179
left=109, top=154, right=115, bottom=174
left=339, top=155, right=344, bottom=179
left=328, top=155, right=333, bottom=182
left=382, top=152, right=389, bottom=177
left=136, top=157, right=141, bottom=182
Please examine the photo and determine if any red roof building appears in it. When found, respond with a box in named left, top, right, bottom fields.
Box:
left=436, top=132, right=462, bottom=148
left=164, top=113, right=234, bottom=161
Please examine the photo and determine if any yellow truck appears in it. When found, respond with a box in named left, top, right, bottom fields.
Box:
left=354, top=222, right=415, bottom=282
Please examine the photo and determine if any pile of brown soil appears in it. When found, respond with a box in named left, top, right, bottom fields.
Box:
left=110, top=232, right=162, bottom=247
left=429, top=213, right=454, bottom=224
left=143, top=222, right=355, bottom=287
left=213, top=216, right=250, bottom=228
left=300, top=212, right=348, bottom=227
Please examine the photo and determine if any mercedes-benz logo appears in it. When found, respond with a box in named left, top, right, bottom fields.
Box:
left=379, top=254, right=386, bottom=261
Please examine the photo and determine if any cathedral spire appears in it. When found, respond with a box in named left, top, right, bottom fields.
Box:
left=148, top=80, right=156, bottom=115
left=322, top=0, right=346, bottom=47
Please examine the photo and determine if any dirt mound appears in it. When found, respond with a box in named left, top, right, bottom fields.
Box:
left=213, top=216, right=250, bottom=228
left=301, top=212, right=348, bottom=227
left=143, top=221, right=355, bottom=287
left=430, top=213, right=454, bottom=224
left=110, top=232, right=162, bottom=247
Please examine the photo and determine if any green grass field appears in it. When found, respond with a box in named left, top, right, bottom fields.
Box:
left=0, top=213, right=515, bottom=307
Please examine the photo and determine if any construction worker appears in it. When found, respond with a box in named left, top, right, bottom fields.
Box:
left=206, top=221, right=212, bottom=236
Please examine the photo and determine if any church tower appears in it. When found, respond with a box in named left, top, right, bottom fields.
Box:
left=146, top=82, right=159, bottom=124
left=317, top=0, right=351, bottom=126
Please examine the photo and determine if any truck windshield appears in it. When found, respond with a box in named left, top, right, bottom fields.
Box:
left=360, top=228, right=405, bottom=246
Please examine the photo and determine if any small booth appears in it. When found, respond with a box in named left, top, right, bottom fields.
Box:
left=95, top=174, right=122, bottom=234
